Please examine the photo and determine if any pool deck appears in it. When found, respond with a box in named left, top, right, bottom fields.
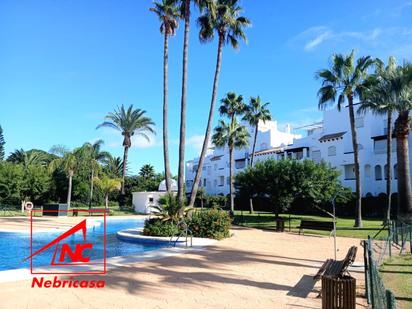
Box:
left=0, top=217, right=368, bottom=308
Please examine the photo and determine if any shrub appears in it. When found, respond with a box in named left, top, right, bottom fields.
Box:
left=188, top=208, right=231, bottom=240
left=143, top=218, right=179, bottom=237
left=207, top=195, right=227, bottom=208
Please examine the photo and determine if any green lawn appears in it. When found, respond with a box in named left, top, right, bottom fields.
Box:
left=381, top=255, right=412, bottom=309
left=233, top=211, right=388, bottom=239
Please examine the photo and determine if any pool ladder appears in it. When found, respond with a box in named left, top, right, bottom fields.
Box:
left=170, top=218, right=193, bottom=248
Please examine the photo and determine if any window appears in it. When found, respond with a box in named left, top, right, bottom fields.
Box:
left=192, top=165, right=198, bottom=173
left=219, top=176, right=224, bottom=186
left=384, top=164, right=389, bottom=180
left=186, top=180, right=193, bottom=187
left=328, top=146, right=336, bottom=156
left=344, top=164, right=356, bottom=180
left=374, top=140, right=386, bottom=154
left=203, top=178, right=207, bottom=187
left=149, top=197, right=154, bottom=203
left=235, top=159, right=246, bottom=169
left=375, top=165, right=382, bottom=180
left=227, top=177, right=230, bottom=185
left=311, top=150, right=321, bottom=163
left=365, top=165, right=371, bottom=178
left=394, top=164, right=398, bottom=179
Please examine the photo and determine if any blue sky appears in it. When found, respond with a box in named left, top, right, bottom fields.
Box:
left=1, top=0, right=411, bottom=175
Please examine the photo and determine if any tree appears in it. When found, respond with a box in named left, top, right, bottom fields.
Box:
left=150, top=0, right=180, bottom=193
left=49, top=151, right=79, bottom=207
left=7, top=149, right=48, bottom=169
left=188, top=0, right=250, bottom=208
left=317, top=50, right=375, bottom=227
left=97, top=105, right=155, bottom=195
left=196, top=187, right=207, bottom=209
left=139, top=164, right=156, bottom=179
left=80, top=140, right=110, bottom=208
left=242, top=96, right=271, bottom=213
left=176, top=0, right=212, bottom=207
left=212, top=117, right=249, bottom=211
left=0, top=126, right=5, bottom=161
left=359, top=56, right=397, bottom=222
left=94, top=176, right=121, bottom=210
left=235, top=159, right=351, bottom=217
left=103, top=155, right=124, bottom=178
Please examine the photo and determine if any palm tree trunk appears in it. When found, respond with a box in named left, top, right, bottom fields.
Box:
left=121, top=146, right=129, bottom=195
left=177, top=0, right=190, bottom=208
left=105, top=194, right=109, bottom=210
left=250, top=123, right=259, bottom=166
left=89, top=168, right=94, bottom=210
left=189, top=35, right=224, bottom=208
left=385, top=111, right=392, bottom=222
left=67, top=170, right=73, bottom=208
left=163, top=32, right=172, bottom=192
left=348, top=95, right=362, bottom=227
left=229, top=146, right=234, bottom=212
left=200, top=196, right=203, bottom=209
left=248, top=123, right=259, bottom=214
left=395, top=111, right=412, bottom=220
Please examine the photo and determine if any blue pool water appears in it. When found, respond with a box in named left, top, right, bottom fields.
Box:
left=0, top=218, right=165, bottom=271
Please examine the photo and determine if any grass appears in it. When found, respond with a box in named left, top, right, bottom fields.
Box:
left=233, top=211, right=388, bottom=239
left=381, top=255, right=412, bottom=309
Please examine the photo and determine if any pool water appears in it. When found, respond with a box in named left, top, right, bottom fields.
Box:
left=0, top=218, right=165, bottom=271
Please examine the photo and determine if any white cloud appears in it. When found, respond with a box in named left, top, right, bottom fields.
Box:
left=186, top=134, right=206, bottom=152
left=289, top=26, right=412, bottom=59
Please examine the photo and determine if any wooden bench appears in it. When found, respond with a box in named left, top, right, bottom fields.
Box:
left=314, top=246, right=357, bottom=282
left=298, top=220, right=334, bottom=235
left=72, top=208, right=110, bottom=216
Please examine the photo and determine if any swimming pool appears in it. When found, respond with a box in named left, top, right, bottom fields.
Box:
left=0, top=218, right=166, bottom=271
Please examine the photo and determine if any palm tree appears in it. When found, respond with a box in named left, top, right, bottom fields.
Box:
left=176, top=0, right=212, bottom=207
left=188, top=0, right=250, bottom=208
left=317, top=50, right=375, bottom=228
left=0, top=126, right=5, bottom=161
left=150, top=0, right=180, bottom=193
left=49, top=151, right=79, bottom=207
left=242, top=96, right=271, bottom=213
left=7, top=149, right=47, bottom=169
left=212, top=117, right=249, bottom=211
left=93, top=176, right=122, bottom=210
left=359, top=57, right=397, bottom=222
left=103, top=155, right=124, bottom=178
left=219, top=91, right=246, bottom=121
left=97, top=105, right=155, bottom=194
left=80, top=140, right=110, bottom=208
left=139, top=164, right=156, bottom=179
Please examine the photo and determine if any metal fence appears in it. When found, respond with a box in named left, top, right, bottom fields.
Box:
left=364, top=236, right=397, bottom=309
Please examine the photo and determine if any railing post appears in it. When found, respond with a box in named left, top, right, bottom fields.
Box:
left=367, top=236, right=375, bottom=308
left=363, top=240, right=370, bottom=304
left=386, top=289, right=396, bottom=309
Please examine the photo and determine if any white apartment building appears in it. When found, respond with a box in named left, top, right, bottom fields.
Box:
left=185, top=106, right=412, bottom=197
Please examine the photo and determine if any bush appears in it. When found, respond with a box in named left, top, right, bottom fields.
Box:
left=188, top=208, right=231, bottom=240
left=207, top=195, right=227, bottom=208
left=143, top=218, right=179, bottom=237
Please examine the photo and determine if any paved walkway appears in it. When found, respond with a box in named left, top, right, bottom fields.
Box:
left=0, top=221, right=368, bottom=308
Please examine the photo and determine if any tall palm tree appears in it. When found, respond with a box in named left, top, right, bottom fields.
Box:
left=242, top=96, right=271, bottom=213
left=97, top=105, right=155, bottom=194
left=359, top=57, right=397, bottom=222
left=188, top=0, right=250, bottom=208
left=49, top=151, right=79, bottom=207
left=0, top=126, right=5, bottom=161
left=219, top=91, right=246, bottom=121
left=150, top=0, right=180, bottom=193
left=80, top=140, right=110, bottom=208
left=176, top=0, right=212, bottom=207
left=212, top=117, right=249, bottom=211
left=93, top=176, right=122, bottom=210
left=317, top=50, right=375, bottom=228
left=103, top=155, right=124, bottom=178
left=390, top=64, right=412, bottom=220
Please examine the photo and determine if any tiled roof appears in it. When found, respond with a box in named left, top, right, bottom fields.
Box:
left=254, top=147, right=283, bottom=156
left=319, top=131, right=346, bottom=142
